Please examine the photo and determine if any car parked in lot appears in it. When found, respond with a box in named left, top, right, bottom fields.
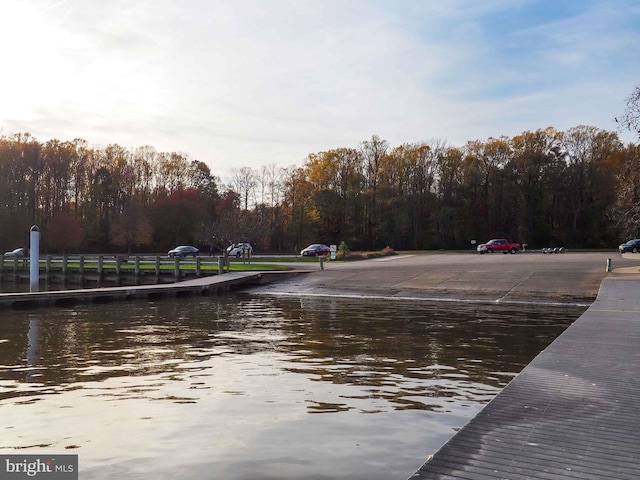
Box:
left=3, top=247, right=28, bottom=257
left=168, top=245, right=199, bottom=258
left=227, top=243, right=253, bottom=257
left=300, top=244, right=331, bottom=256
left=619, top=238, right=640, bottom=253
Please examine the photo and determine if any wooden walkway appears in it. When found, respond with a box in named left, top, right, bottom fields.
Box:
left=0, top=272, right=262, bottom=310
left=410, top=277, right=640, bottom=479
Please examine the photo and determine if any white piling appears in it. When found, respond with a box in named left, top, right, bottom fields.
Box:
left=30, top=225, right=40, bottom=292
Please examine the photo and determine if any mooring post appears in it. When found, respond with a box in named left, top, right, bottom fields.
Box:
left=29, top=225, right=40, bottom=292
left=196, top=257, right=201, bottom=277
left=174, top=257, right=180, bottom=280
left=98, top=256, right=104, bottom=278
left=155, top=256, right=161, bottom=277
left=319, top=256, right=324, bottom=270
left=606, top=258, right=612, bottom=273
left=218, top=256, right=224, bottom=275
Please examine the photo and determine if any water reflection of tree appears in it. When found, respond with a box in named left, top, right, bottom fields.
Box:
left=273, top=297, right=585, bottom=410
left=0, top=296, right=585, bottom=410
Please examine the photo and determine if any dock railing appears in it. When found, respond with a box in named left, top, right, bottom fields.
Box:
left=0, top=254, right=231, bottom=286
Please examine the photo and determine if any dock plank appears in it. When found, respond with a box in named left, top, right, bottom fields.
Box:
left=411, top=278, right=640, bottom=480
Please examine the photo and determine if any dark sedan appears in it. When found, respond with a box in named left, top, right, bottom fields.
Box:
left=168, top=245, right=199, bottom=258
left=619, top=239, right=640, bottom=253
left=300, top=244, right=331, bottom=256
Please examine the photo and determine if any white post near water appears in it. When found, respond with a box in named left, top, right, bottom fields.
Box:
left=30, top=225, right=40, bottom=292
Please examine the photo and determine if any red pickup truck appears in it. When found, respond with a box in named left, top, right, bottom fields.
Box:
left=477, top=239, right=521, bottom=254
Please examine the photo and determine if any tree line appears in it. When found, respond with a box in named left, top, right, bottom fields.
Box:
left=281, top=126, right=638, bottom=251
left=1, top=110, right=639, bottom=254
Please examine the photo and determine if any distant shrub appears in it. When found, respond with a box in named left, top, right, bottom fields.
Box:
left=340, top=247, right=396, bottom=260
left=338, top=241, right=350, bottom=257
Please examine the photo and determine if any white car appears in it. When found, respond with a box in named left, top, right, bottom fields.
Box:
left=4, top=247, right=28, bottom=257
left=227, top=243, right=253, bottom=258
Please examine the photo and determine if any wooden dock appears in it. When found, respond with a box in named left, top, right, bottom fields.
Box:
left=0, top=254, right=237, bottom=287
left=410, top=277, right=640, bottom=479
left=0, top=272, right=262, bottom=310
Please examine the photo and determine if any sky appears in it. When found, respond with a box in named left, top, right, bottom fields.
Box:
left=0, top=0, right=639, bottom=180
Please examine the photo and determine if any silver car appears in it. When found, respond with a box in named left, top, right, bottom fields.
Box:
left=227, top=243, right=253, bottom=258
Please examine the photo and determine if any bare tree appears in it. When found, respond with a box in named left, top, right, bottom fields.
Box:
left=360, top=135, right=389, bottom=248
left=617, top=85, right=640, bottom=139
left=608, top=144, right=640, bottom=238
left=256, top=163, right=284, bottom=207
left=229, top=167, right=257, bottom=210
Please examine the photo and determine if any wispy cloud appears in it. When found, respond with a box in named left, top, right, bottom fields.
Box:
left=0, top=0, right=637, bottom=176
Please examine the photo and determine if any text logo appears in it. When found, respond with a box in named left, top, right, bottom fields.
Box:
left=1, top=455, right=78, bottom=479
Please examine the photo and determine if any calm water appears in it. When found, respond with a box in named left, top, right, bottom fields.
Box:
left=0, top=294, right=585, bottom=479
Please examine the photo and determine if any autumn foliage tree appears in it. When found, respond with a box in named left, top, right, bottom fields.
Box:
left=45, top=212, right=85, bottom=253
left=110, top=203, right=153, bottom=253
left=1, top=88, right=639, bottom=255
left=150, top=188, right=207, bottom=249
